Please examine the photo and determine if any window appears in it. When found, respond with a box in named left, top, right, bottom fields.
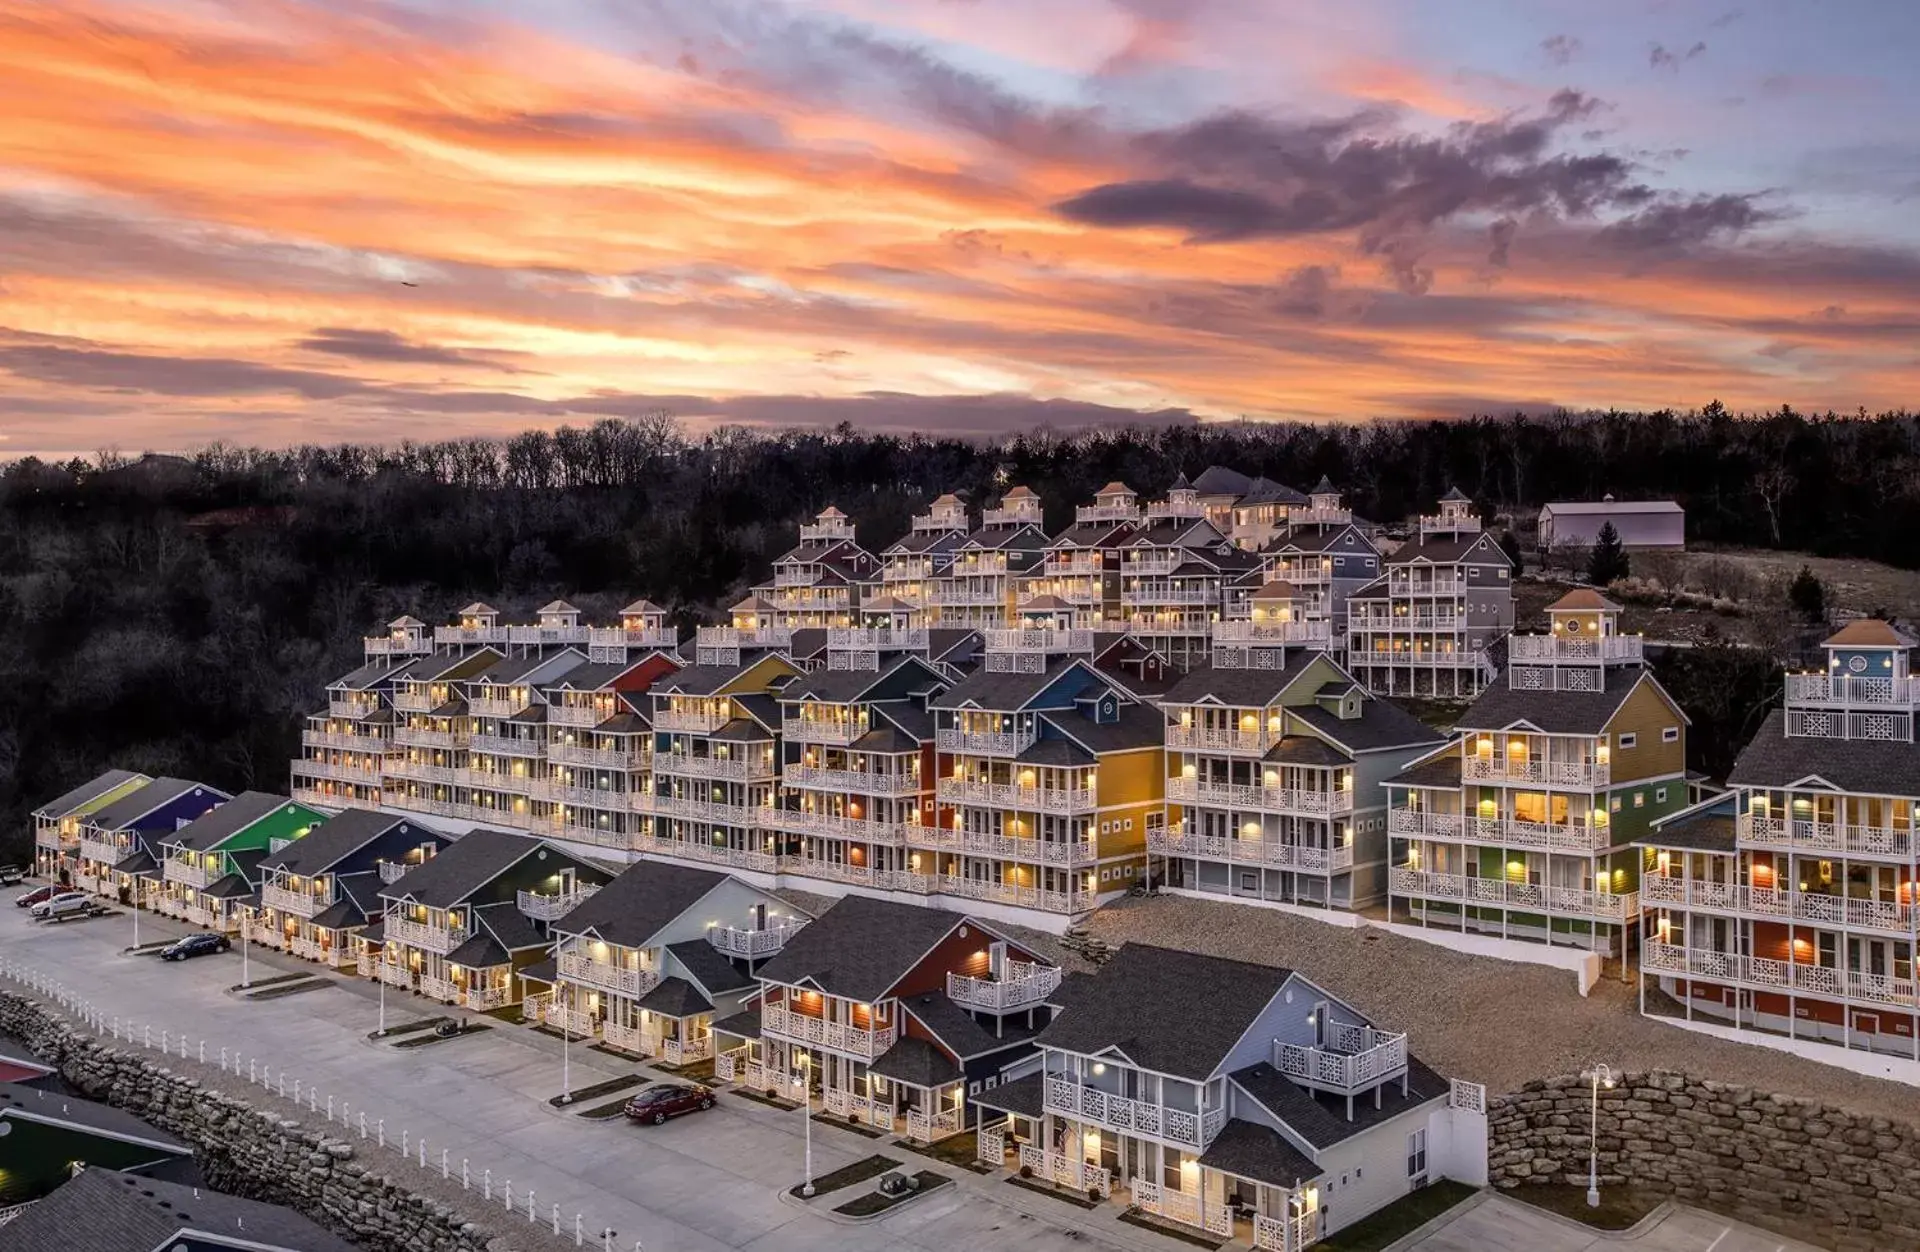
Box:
left=985, top=1076, right=997, bottom=1089
left=1656, top=787, right=1668, bottom=803
left=1407, top=1128, right=1428, bottom=1180
left=1124, top=818, right=1134, bottom=831
left=969, top=1081, right=981, bottom=1094
left=1662, top=727, right=1680, bottom=743
left=1334, top=556, right=1345, bottom=568
left=1123, top=864, right=1134, bottom=877
left=1618, top=733, right=1637, bottom=749
left=1610, top=796, right=1622, bottom=813
left=1634, top=792, right=1645, bottom=808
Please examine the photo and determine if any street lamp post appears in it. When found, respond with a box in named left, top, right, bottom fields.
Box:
left=799, top=1051, right=814, bottom=1197
left=1583, top=1063, right=1616, bottom=1208
left=131, top=887, right=139, bottom=951
left=560, top=981, right=572, bottom=1104
left=241, top=910, right=251, bottom=988
left=378, top=945, right=388, bottom=1035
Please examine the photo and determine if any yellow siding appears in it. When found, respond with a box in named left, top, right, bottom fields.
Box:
left=1276, top=655, right=1352, bottom=707
left=1093, top=746, right=1164, bottom=859
left=1604, top=677, right=1687, bottom=783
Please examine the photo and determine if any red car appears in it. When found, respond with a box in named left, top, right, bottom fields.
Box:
left=623, top=1083, right=715, bottom=1125
left=14, top=884, right=56, bottom=909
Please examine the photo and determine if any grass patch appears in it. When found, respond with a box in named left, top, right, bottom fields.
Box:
left=788, top=1153, right=900, bottom=1199
left=529, top=1024, right=589, bottom=1043
left=651, top=1056, right=717, bottom=1082
left=1507, top=1183, right=1661, bottom=1233
left=1314, top=1180, right=1479, bottom=1251
left=550, top=1074, right=644, bottom=1108
left=391, top=1023, right=492, bottom=1049
left=832, top=1170, right=950, bottom=1216
left=240, top=979, right=333, bottom=1001
left=817, top=1113, right=887, bottom=1139
left=368, top=1017, right=442, bottom=1040
left=590, top=1043, right=641, bottom=1060
left=1119, top=1209, right=1226, bottom=1248
left=733, top=1087, right=801, bottom=1111
left=229, top=971, right=308, bottom=993
left=890, top=1131, right=994, bottom=1174
left=1006, top=1174, right=1102, bottom=1209
left=579, top=1096, right=638, bottom=1120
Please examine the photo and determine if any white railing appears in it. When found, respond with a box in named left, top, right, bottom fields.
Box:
left=303, top=729, right=391, bottom=751
left=520, top=990, right=553, bottom=1024
left=980, top=628, right=1093, bottom=654
left=376, top=961, right=415, bottom=990
left=931, top=585, right=1008, bottom=607
left=936, top=726, right=1039, bottom=756
left=1291, top=505, right=1351, bottom=527
left=1640, top=942, right=1920, bottom=1008
left=1465, top=816, right=1612, bottom=854
left=77, top=835, right=125, bottom=867
left=1043, top=1077, right=1223, bottom=1149
left=329, top=698, right=382, bottom=719
left=557, top=949, right=659, bottom=998
left=906, top=825, right=1100, bottom=867
left=516, top=885, right=600, bottom=921
left=780, top=717, right=868, bottom=746
left=1210, top=620, right=1332, bottom=646
left=692, top=626, right=791, bottom=653
left=1785, top=673, right=1920, bottom=708
left=465, top=984, right=510, bottom=1011
left=978, top=1123, right=1007, bottom=1166
left=906, top=1105, right=963, bottom=1143
left=507, top=624, right=590, bottom=646
left=1164, top=724, right=1278, bottom=754
left=1462, top=756, right=1609, bottom=788
left=588, top=625, right=679, bottom=652
left=1641, top=877, right=1916, bottom=932
left=1147, top=828, right=1354, bottom=873
left=660, top=1036, right=711, bottom=1066
left=785, top=764, right=922, bottom=794
left=1508, top=634, right=1644, bottom=662
left=766, top=810, right=912, bottom=843
left=546, top=1003, right=597, bottom=1036
left=385, top=915, right=463, bottom=955
left=1130, top=1179, right=1231, bottom=1237
left=938, top=874, right=1089, bottom=912
left=714, top=1046, right=748, bottom=1082
left=601, top=1020, right=647, bottom=1055
left=827, top=627, right=929, bottom=650
left=468, top=733, right=544, bottom=758
left=391, top=727, right=466, bottom=750
left=261, top=881, right=331, bottom=919
left=1274, top=1026, right=1407, bottom=1093
left=1384, top=575, right=1469, bottom=596
left=1166, top=777, right=1352, bottom=815
left=1349, top=613, right=1464, bottom=631
left=708, top=922, right=805, bottom=957
left=656, top=753, right=775, bottom=781
left=1735, top=813, right=1915, bottom=859
left=1388, top=809, right=1465, bottom=838
left=381, top=759, right=456, bottom=784
left=947, top=962, right=1062, bottom=1011
left=418, top=974, right=460, bottom=1003
left=468, top=696, right=526, bottom=719
left=390, top=692, right=437, bottom=714
left=762, top=1004, right=896, bottom=1059
left=1120, top=583, right=1219, bottom=607
left=546, top=743, right=645, bottom=770
left=653, top=706, right=734, bottom=734
left=163, top=858, right=217, bottom=889
left=936, top=778, right=1097, bottom=813
left=1389, top=867, right=1637, bottom=920
left=1018, top=1144, right=1112, bottom=1197
left=547, top=704, right=606, bottom=728
left=434, top=625, right=508, bottom=645
left=299, top=759, right=385, bottom=784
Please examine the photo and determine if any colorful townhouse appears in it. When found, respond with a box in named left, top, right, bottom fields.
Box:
left=155, top=792, right=326, bottom=933
left=74, top=778, right=231, bottom=905
left=1639, top=620, right=1920, bottom=1059
left=291, top=656, right=400, bottom=810
left=449, top=648, right=590, bottom=829
left=1152, top=649, right=1442, bottom=913
left=1117, top=478, right=1261, bottom=670
left=751, top=505, right=878, bottom=630
left=1248, top=483, right=1380, bottom=639
left=936, top=486, right=1051, bottom=629
left=525, top=861, right=805, bottom=1062
left=1386, top=591, right=1681, bottom=963
left=534, top=651, right=680, bottom=850
left=31, top=769, right=149, bottom=881
left=383, top=646, right=507, bottom=819
left=252, top=809, right=449, bottom=968
left=1021, top=504, right=1132, bottom=632
left=366, top=829, right=613, bottom=1011
left=871, top=493, right=970, bottom=622
left=1344, top=490, right=1511, bottom=699
left=996, top=942, right=1468, bottom=1249
left=926, top=654, right=1166, bottom=924
left=728, top=895, right=1060, bottom=1144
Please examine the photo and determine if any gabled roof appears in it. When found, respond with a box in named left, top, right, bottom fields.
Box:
left=1541, top=499, right=1683, bottom=515
left=636, top=977, right=713, bottom=1019
left=537, top=598, right=578, bottom=614
left=1438, top=486, right=1470, bottom=502
left=1455, top=670, right=1656, bottom=735
left=1388, top=747, right=1462, bottom=790
left=869, top=1036, right=962, bottom=1088
left=162, top=791, right=305, bottom=852
left=1160, top=655, right=1321, bottom=708
left=551, top=861, right=732, bottom=948
left=666, top=939, right=757, bottom=997
left=900, top=991, right=1036, bottom=1061
left=258, top=809, right=428, bottom=876
left=86, top=778, right=222, bottom=832
left=1639, top=793, right=1738, bottom=854
left=1238, top=477, right=1308, bottom=507
left=755, top=895, right=979, bottom=1003
left=929, top=657, right=1096, bottom=712
left=1824, top=619, right=1913, bottom=648
left=1265, top=524, right=1376, bottom=556
left=458, top=601, right=497, bottom=615
left=0, top=1082, right=189, bottom=1155
left=1727, top=709, right=1920, bottom=795
left=1384, top=533, right=1503, bottom=565
left=1290, top=699, right=1443, bottom=755
left=1197, top=1118, right=1320, bottom=1187
left=1035, top=943, right=1292, bottom=1081
left=620, top=598, right=665, bottom=615
left=1192, top=465, right=1252, bottom=497
left=5, top=1159, right=357, bottom=1252
left=539, top=659, right=644, bottom=693
left=380, top=829, right=550, bottom=909
left=1229, top=1056, right=1450, bottom=1150
left=470, top=649, right=585, bottom=686
left=328, top=657, right=401, bottom=690
left=33, top=769, right=147, bottom=820
left=1042, top=703, right=1164, bottom=755
left=1264, top=736, right=1349, bottom=767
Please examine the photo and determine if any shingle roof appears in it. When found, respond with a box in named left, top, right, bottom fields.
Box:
left=666, top=939, right=756, bottom=996
left=1035, top=944, right=1290, bottom=1081
left=551, top=861, right=730, bottom=947
left=875, top=702, right=935, bottom=743
left=1384, top=534, right=1501, bottom=565
left=900, top=991, right=1035, bottom=1060
left=709, top=717, right=774, bottom=742
left=1548, top=588, right=1620, bottom=612
left=1228, top=1056, right=1450, bottom=1149
left=112, top=849, right=158, bottom=877
left=1727, top=709, right=1920, bottom=794
left=1291, top=700, right=1444, bottom=754
left=87, top=778, right=218, bottom=832
left=163, top=792, right=301, bottom=853
left=540, top=660, right=641, bottom=693
left=868, top=1036, right=962, bottom=1088
left=1161, top=656, right=1318, bottom=707
left=1264, top=736, right=1350, bottom=767
left=636, top=977, right=713, bottom=1019
left=1015, top=736, right=1098, bottom=766
left=444, top=932, right=510, bottom=969
left=1454, top=674, right=1640, bottom=735
left=1045, top=703, right=1164, bottom=754
left=755, top=895, right=970, bottom=1003
left=1640, top=807, right=1737, bottom=854
left=1193, top=466, right=1252, bottom=497
left=1197, top=1118, right=1320, bottom=1187
left=258, top=809, right=426, bottom=876
left=34, top=769, right=146, bottom=820
left=1389, top=750, right=1462, bottom=789
left=930, top=658, right=1082, bottom=711
left=712, top=1008, right=761, bottom=1039
left=654, top=662, right=755, bottom=696
left=975, top=1071, right=1046, bottom=1118
left=472, top=900, right=547, bottom=952
left=4, top=1160, right=357, bottom=1252
left=1824, top=619, right=1914, bottom=648
left=0, top=1082, right=189, bottom=1154
left=1238, top=477, right=1308, bottom=507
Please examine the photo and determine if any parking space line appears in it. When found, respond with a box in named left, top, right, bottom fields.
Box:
left=1703, top=1229, right=1729, bottom=1252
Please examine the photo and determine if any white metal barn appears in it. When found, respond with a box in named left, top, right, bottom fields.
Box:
left=1537, top=495, right=1685, bottom=551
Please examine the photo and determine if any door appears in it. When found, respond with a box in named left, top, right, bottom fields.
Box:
left=754, top=902, right=767, bottom=931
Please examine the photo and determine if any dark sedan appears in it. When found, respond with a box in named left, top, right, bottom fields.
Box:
left=14, top=884, right=56, bottom=909
left=623, top=1083, right=715, bottom=1125
left=160, top=933, right=231, bottom=961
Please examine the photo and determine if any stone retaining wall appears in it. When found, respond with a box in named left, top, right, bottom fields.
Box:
left=1489, top=1070, right=1919, bottom=1251
left=0, top=991, right=503, bottom=1252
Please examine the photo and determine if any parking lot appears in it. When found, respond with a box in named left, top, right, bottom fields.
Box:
left=0, top=897, right=1145, bottom=1252
left=1409, top=1193, right=1826, bottom=1252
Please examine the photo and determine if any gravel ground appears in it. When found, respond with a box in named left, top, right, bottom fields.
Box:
left=1084, top=893, right=1919, bottom=1115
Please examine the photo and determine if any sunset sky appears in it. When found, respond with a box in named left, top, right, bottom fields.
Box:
left=2, top=0, right=1917, bottom=455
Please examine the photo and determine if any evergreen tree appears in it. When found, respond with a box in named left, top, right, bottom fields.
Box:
left=1586, top=521, right=1629, bottom=586
left=1788, top=565, right=1827, bottom=623
left=1496, top=529, right=1524, bottom=571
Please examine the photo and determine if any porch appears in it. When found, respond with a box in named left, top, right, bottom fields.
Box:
left=723, top=1036, right=969, bottom=1145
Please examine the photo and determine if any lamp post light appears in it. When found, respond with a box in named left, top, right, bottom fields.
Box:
left=559, top=980, right=573, bottom=1104
left=799, top=1051, right=814, bottom=1197
left=378, top=944, right=388, bottom=1036
left=241, top=909, right=251, bottom=988
left=1583, top=1063, right=1616, bottom=1208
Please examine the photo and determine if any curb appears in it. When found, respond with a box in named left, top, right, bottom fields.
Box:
left=1494, top=1190, right=1676, bottom=1242
left=1380, top=1186, right=1491, bottom=1252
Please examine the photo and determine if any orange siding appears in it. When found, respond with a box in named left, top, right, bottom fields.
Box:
left=891, top=925, right=1032, bottom=998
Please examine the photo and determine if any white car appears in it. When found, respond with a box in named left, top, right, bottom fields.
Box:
left=31, top=891, right=90, bottom=920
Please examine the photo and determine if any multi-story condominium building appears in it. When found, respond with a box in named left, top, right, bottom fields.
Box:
left=1639, top=619, right=1920, bottom=1059
left=643, top=652, right=803, bottom=875
left=935, top=486, right=1050, bottom=629
left=693, top=596, right=794, bottom=666
left=363, top=613, right=435, bottom=662
left=251, top=809, right=448, bottom=968
left=435, top=649, right=589, bottom=829
left=985, top=942, right=1459, bottom=1248
left=366, top=828, right=613, bottom=1011
left=1191, top=466, right=1317, bottom=551
left=1118, top=478, right=1260, bottom=670
left=1248, top=489, right=1380, bottom=638
left=379, top=646, right=504, bottom=812
left=1344, top=490, right=1510, bottom=698
left=1387, top=591, right=1681, bottom=962
left=31, top=768, right=148, bottom=881
left=292, top=654, right=396, bottom=811
left=532, top=652, right=680, bottom=851
left=1153, top=648, right=1442, bottom=913
left=435, top=602, right=511, bottom=650
left=74, top=777, right=231, bottom=904
left=586, top=599, right=681, bottom=663
left=726, top=895, right=1060, bottom=1145
left=774, top=655, right=942, bottom=890
left=871, top=493, right=970, bottom=620
left=1212, top=579, right=1336, bottom=670
left=927, top=652, right=1165, bottom=923
left=154, top=792, right=325, bottom=933
left=751, top=505, right=877, bottom=629
left=1023, top=508, right=1131, bottom=631
left=525, top=861, right=805, bottom=1063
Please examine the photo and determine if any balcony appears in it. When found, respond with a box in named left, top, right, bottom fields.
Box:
left=1349, top=613, right=1464, bottom=631
left=373, top=961, right=415, bottom=990
left=654, top=706, right=733, bottom=734
left=385, top=915, right=463, bottom=955
left=766, top=809, right=911, bottom=843
left=1274, top=1025, right=1407, bottom=1094
left=905, top=826, right=1100, bottom=866
left=1735, top=813, right=1916, bottom=859
left=933, top=875, right=1087, bottom=913
left=657, top=753, right=775, bottom=782
left=390, top=692, right=437, bottom=714
left=1508, top=635, right=1644, bottom=663
left=1130, top=1180, right=1232, bottom=1238
left=1164, top=724, right=1279, bottom=755
left=693, top=626, right=792, bottom=652
left=708, top=921, right=805, bottom=958
left=634, top=834, right=779, bottom=873
left=936, top=778, right=1096, bottom=813
left=1388, top=867, right=1638, bottom=920
left=418, top=973, right=460, bottom=1004
left=785, top=764, right=922, bottom=795
left=1641, top=876, right=1916, bottom=933
left=328, top=699, right=380, bottom=719
left=1043, top=1077, right=1223, bottom=1149
left=1166, top=778, right=1352, bottom=816
left=261, top=881, right=333, bottom=919
left=468, top=734, right=545, bottom=758
left=1383, top=575, right=1469, bottom=596
left=508, top=624, right=591, bottom=646
left=557, top=949, right=659, bottom=998
left=1464, top=816, right=1613, bottom=854
left=382, top=759, right=457, bottom=784
left=1210, top=620, right=1332, bottom=646
left=826, top=627, right=928, bottom=651
left=1387, top=809, right=1466, bottom=838
left=1642, top=942, right=1919, bottom=1008
left=781, top=717, right=867, bottom=747
left=162, top=859, right=217, bottom=889
left=516, top=885, right=600, bottom=921
left=377, top=860, right=413, bottom=884
left=77, top=835, right=124, bottom=866
left=392, top=727, right=468, bottom=750
left=1461, top=756, right=1609, bottom=788
left=536, top=782, right=631, bottom=809
left=298, top=759, right=384, bottom=785
left=762, top=1003, right=896, bottom=1059
left=1147, top=828, right=1354, bottom=873
left=1785, top=673, right=1920, bottom=709
left=764, top=589, right=851, bottom=612
left=303, top=729, right=390, bottom=752
left=587, top=625, right=679, bottom=654
left=547, top=743, right=644, bottom=770
left=936, top=726, right=1039, bottom=756
left=33, top=824, right=73, bottom=851
left=435, top=625, right=509, bottom=646
left=947, top=961, right=1061, bottom=1011
left=541, top=704, right=603, bottom=729
left=1120, top=584, right=1219, bottom=606
left=1075, top=503, right=1139, bottom=524
left=468, top=696, right=528, bottom=718
left=980, top=628, right=1092, bottom=655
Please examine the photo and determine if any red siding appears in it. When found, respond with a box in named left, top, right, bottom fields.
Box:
left=892, top=924, right=1040, bottom=997
left=615, top=653, right=681, bottom=694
